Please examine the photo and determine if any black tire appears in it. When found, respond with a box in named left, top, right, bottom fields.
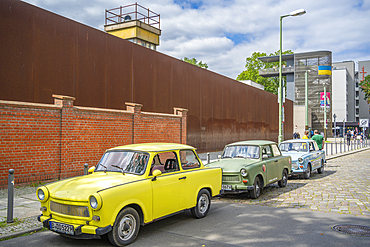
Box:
left=318, top=160, right=325, bottom=174
left=278, top=169, right=288, bottom=187
left=108, top=207, right=140, bottom=246
left=250, top=177, right=262, bottom=199
left=303, top=164, right=311, bottom=179
left=191, top=189, right=211, bottom=219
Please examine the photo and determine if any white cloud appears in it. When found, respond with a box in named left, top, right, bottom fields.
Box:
left=21, top=0, right=370, bottom=79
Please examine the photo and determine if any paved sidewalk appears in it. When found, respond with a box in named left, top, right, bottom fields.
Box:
left=1, top=146, right=369, bottom=240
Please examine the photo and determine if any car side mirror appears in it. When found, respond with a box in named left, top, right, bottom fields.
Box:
left=262, top=154, right=268, bottom=159
left=151, top=169, right=162, bottom=181
left=88, top=166, right=95, bottom=174
left=217, top=155, right=221, bottom=159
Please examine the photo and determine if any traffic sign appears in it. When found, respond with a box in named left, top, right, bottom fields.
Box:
left=359, top=119, right=369, bottom=128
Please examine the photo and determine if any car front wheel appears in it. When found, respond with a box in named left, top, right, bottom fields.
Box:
left=303, top=165, right=311, bottom=179
left=250, top=177, right=262, bottom=199
left=108, top=207, right=140, bottom=246
left=278, top=169, right=288, bottom=187
left=191, top=189, right=211, bottom=219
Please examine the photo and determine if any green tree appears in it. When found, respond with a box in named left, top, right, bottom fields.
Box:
left=359, top=75, right=370, bottom=104
left=237, top=50, right=293, bottom=94
left=182, top=57, right=208, bottom=69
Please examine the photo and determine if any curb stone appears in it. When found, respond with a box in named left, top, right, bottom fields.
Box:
left=0, top=226, right=43, bottom=240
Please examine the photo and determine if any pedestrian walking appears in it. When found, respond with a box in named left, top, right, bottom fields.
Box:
left=302, top=130, right=309, bottom=139
left=346, top=130, right=351, bottom=146
left=311, top=130, right=325, bottom=150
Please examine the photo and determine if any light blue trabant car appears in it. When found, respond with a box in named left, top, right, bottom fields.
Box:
left=279, top=139, right=325, bottom=179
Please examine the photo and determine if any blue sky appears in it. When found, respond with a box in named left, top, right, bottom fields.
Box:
left=22, top=0, right=370, bottom=79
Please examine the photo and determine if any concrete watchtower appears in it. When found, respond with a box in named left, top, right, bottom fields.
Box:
left=104, top=3, right=161, bottom=50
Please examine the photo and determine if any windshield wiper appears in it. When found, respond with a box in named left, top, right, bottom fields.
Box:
left=222, top=156, right=232, bottom=159
left=99, top=164, right=107, bottom=173
left=112, top=165, right=125, bottom=175
left=234, top=155, right=245, bottom=159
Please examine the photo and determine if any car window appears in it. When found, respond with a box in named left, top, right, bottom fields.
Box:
left=222, top=145, right=260, bottom=159
left=310, top=142, right=317, bottom=151
left=179, top=150, right=200, bottom=169
left=279, top=142, right=307, bottom=152
left=271, top=144, right=281, bottom=157
left=96, top=151, right=149, bottom=175
left=150, top=151, right=179, bottom=175
left=313, top=142, right=319, bottom=150
left=262, top=145, right=272, bottom=158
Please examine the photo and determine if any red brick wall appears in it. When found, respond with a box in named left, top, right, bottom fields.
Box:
left=0, top=95, right=187, bottom=188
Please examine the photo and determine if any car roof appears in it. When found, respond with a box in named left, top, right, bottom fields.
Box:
left=226, top=140, right=277, bottom=146
left=280, top=139, right=315, bottom=143
left=107, top=142, right=196, bottom=152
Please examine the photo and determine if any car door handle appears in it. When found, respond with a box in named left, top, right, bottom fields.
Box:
left=179, top=176, right=187, bottom=180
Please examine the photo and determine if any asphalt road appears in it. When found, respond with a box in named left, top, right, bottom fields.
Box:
left=2, top=201, right=370, bottom=247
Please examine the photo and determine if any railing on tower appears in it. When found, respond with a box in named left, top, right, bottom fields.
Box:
left=105, top=3, right=160, bottom=29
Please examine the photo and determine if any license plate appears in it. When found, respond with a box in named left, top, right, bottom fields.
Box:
left=222, top=184, right=232, bottom=190
left=50, top=221, right=74, bottom=235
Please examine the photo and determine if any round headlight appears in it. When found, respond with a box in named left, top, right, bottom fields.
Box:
left=240, top=168, right=248, bottom=177
left=90, top=196, right=98, bottom=209
left=38, top=189, right=45, bottom=201
left=298, top=158, right=303, bottom=164
left=36, top=187, right=49, bottom=202
left=89, top=193, right=102, bottom=210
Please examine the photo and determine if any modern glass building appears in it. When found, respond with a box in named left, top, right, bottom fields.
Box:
left=258, top=51, right=332, bottom=137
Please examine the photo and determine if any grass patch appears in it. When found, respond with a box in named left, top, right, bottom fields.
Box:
left=0, top=218, right=25, bottom=228
left=30, top=181, right=46, bottom=187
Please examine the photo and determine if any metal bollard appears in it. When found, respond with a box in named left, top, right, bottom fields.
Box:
left=84, top=163, right=89, bottom=175
left=330, top=142, right=333, bottom=155
left=207, top=153, right=210, bottom=164
left=340, top=142, right=342, bottom=153
left=7, top=169, right=14, bottom=223
left=335, top=142, right=337, bottom=154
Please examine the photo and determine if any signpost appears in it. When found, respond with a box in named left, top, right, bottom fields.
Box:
left=359, top=119, right=369, bottom=141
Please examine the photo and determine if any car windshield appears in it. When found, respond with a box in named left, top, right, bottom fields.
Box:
left=96, top=151, right=149, bottom=175
left=279, top=142, right=308, bottom=152
left=222, top=145, right=260, bottom=159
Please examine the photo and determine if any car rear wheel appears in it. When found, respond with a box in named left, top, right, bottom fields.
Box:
left=250, top=177, right=261, bottom=199
left=318, top=160, right=325, bottom=174
left=278, top=169, right=288, bottom=187
left=303, top=165, right=311, bottom=179
left=108, top=207, right=140, bottom=246
left=191, top=189, right=211, bottom=219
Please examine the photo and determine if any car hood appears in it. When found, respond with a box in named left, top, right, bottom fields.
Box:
left=207, top=158, right=259, bottom=172
left=45, top=172, right=141, bottom=201
left=281, top=152, right=306, bottom=161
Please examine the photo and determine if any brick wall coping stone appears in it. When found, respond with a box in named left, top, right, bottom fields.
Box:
left=0, top=100, right=61, bottom=110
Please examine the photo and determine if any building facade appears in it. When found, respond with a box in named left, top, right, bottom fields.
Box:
left=259, top=51, right=332, bottom=137
left=358, top=60, right=370, bottom=122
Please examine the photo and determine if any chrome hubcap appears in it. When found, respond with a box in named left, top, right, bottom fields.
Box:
left=118, top=214, right=136, bottom=241
left=198, top=194, right=209, bottom=214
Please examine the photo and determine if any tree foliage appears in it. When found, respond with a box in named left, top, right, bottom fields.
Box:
left=359, top=75, right=370, bottom=104
left=237, top=50, right=293, bottom=94
left=182, top=57, right=208, bottom=69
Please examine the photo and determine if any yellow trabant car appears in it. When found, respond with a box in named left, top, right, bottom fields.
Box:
left=37, top=143, right=222, bottom=246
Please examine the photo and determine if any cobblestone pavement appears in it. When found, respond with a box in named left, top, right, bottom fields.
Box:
left=215, top=149, right=370, bottom=217
left=1, top=149, right=369, bottom=239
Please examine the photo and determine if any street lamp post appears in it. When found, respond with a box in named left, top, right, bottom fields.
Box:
left=305, top=70, right=309, bottom=131
left=279, top=9, right=306, bottom=144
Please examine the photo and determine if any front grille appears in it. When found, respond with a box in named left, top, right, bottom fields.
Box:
left=50, top=201, right=90, bottom=217
left=222, top=175, right=240, bottom=182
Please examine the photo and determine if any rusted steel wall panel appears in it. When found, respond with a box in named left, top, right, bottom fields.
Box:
left=0, top=0, right=293, bottom=152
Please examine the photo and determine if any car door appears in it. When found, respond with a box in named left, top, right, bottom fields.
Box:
left=310, top=141, right=320, bottom=169
left=151, top=151, right=187, bottom=219
left=271, top=144, right=284, bottom=180
left=262, top=145, right=280, bottom=184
